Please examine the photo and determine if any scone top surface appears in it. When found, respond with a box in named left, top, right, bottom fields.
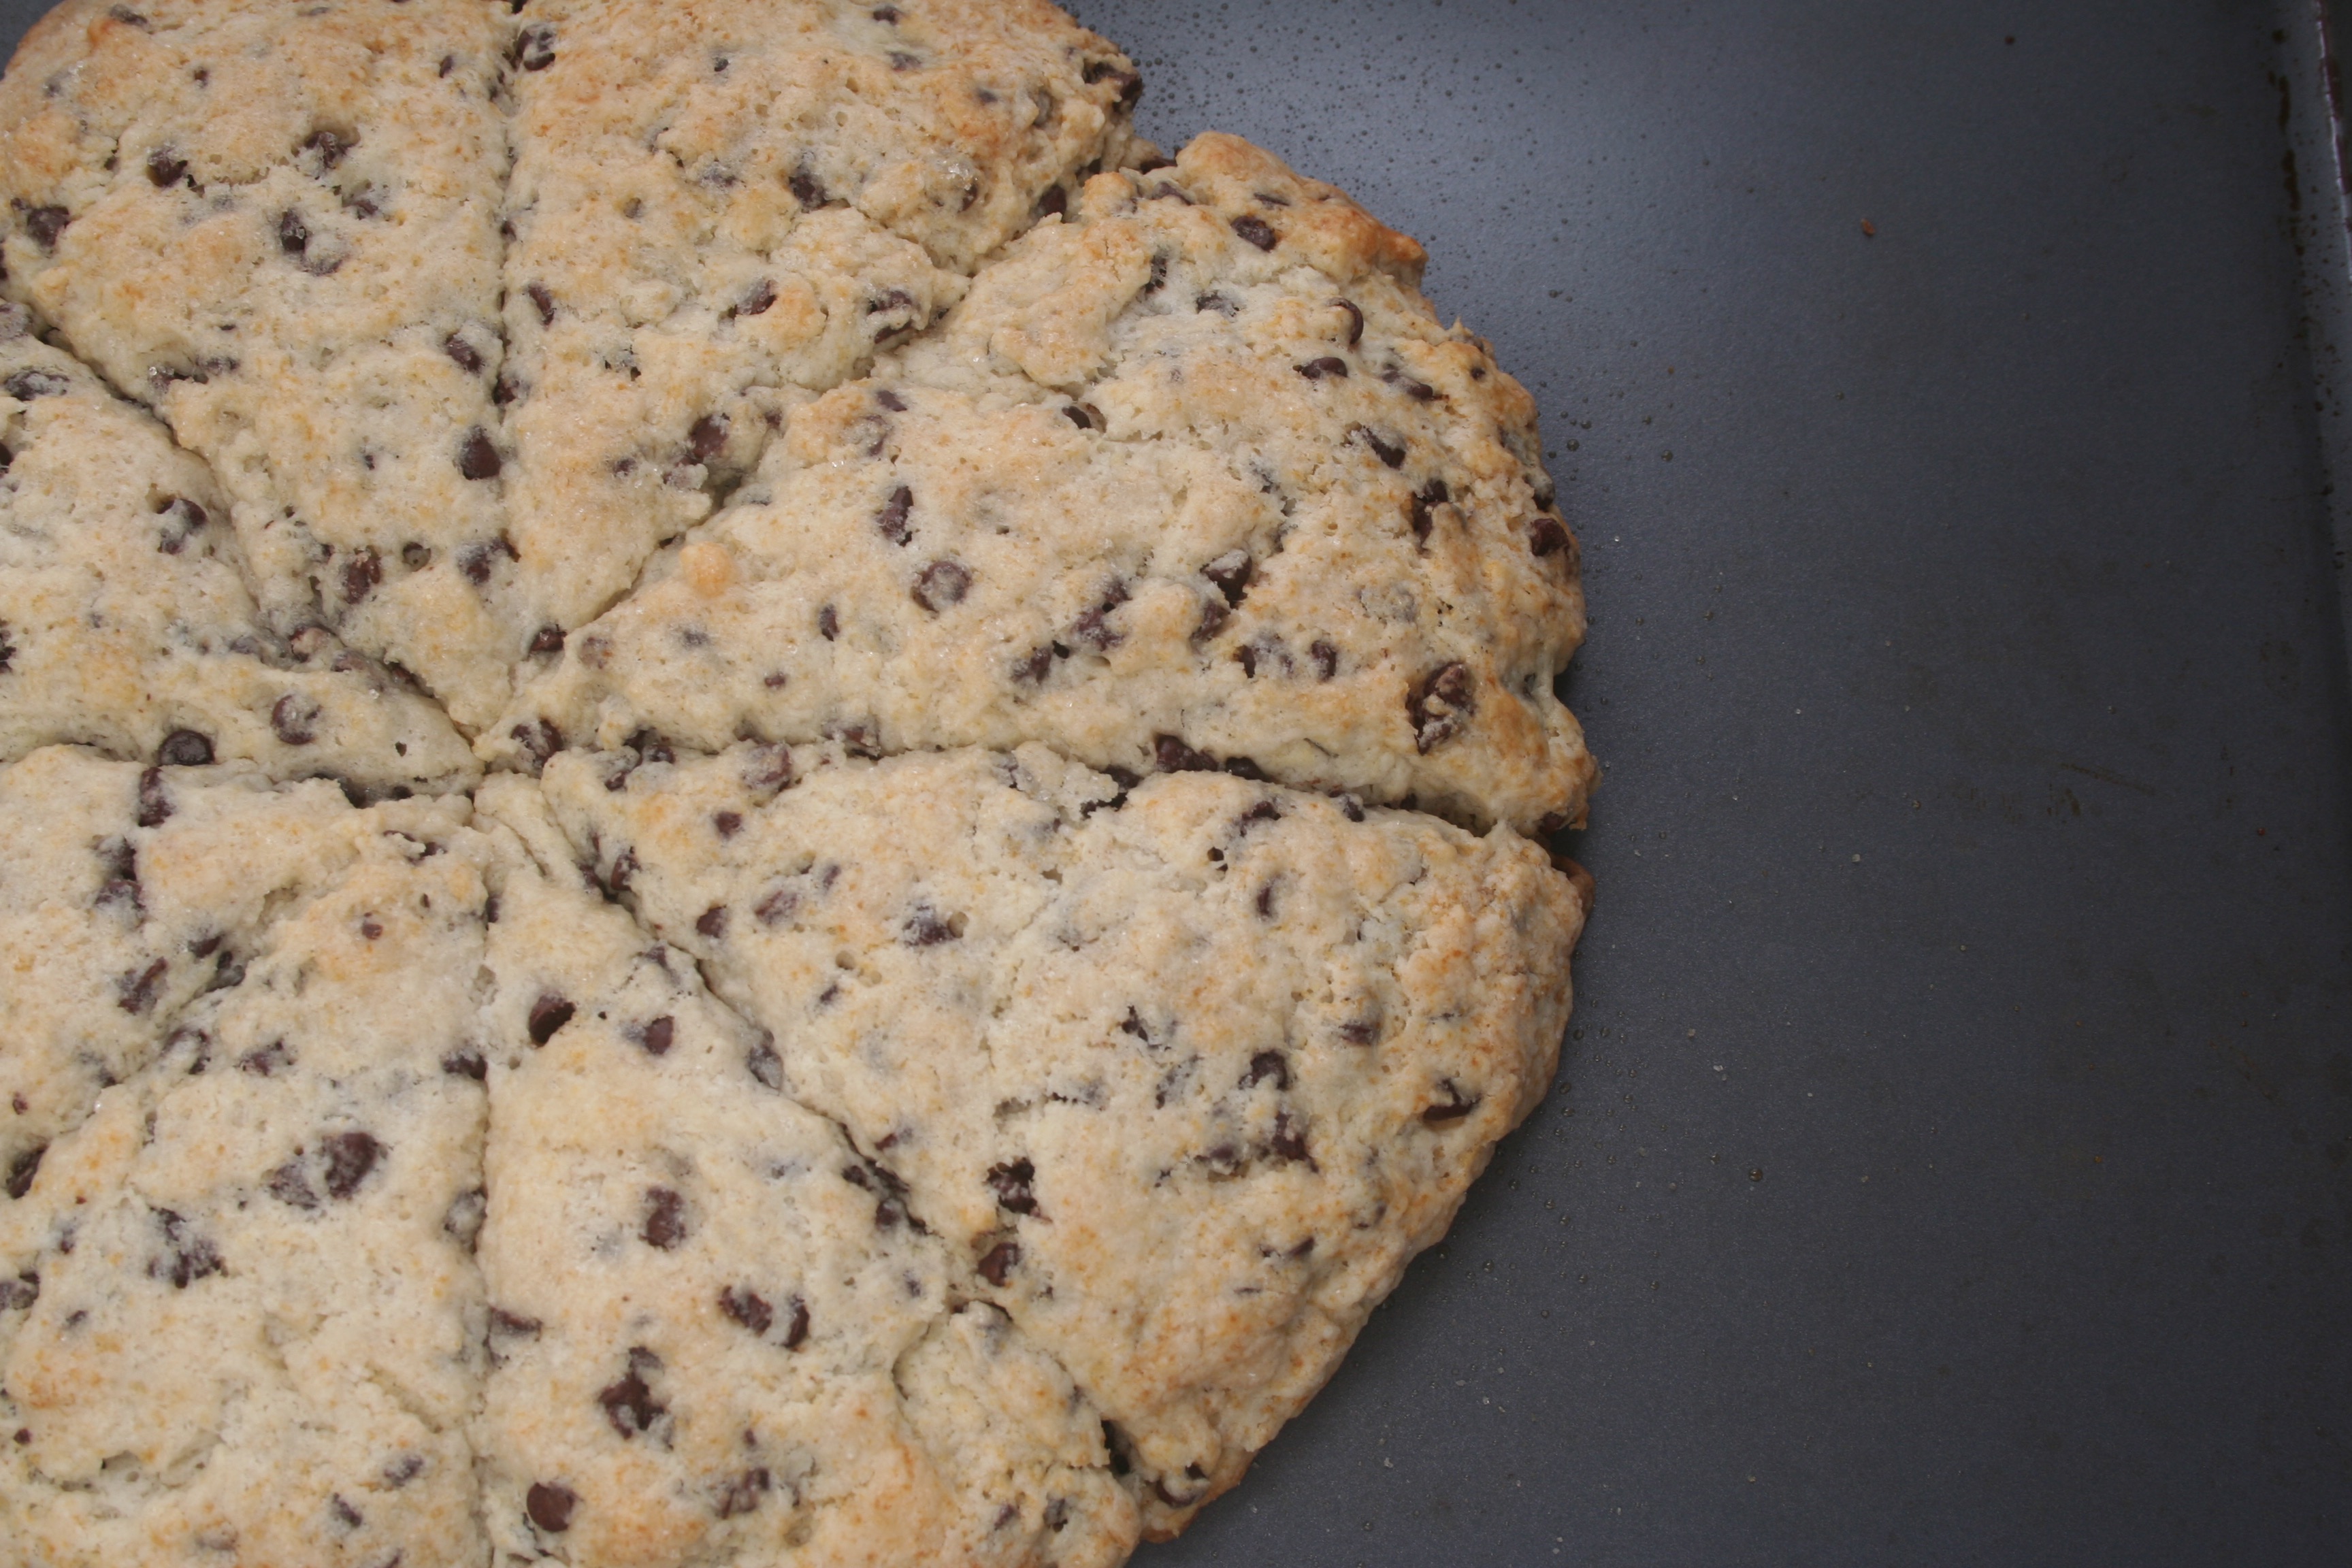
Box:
left=0, top=2, right=1595, bottom=1565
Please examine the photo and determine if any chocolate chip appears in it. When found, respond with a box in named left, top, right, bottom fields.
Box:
left=0, top=1271, right=36, bottom=1311
left=1200, top=549, right=1253, bottom=606
left=1254, top=881, right=1277, bottom=917
left=490, top=1307, right=542, bottom=1340
left=693, top=904, right=729, bottom=941
left=150, top=1208, right=223, bottom=1288
left=341, top=546, right=381, bottom=604
left=986, top=1158, right=1040, bottom=1215
left=783, top=1295, right=810, bottom=1348
left=1268, top=1110, right=1310, bottom=1164
left=270, top=693, right=321, bottom=745
left=321, top=1131, right=381, bottom=1199
left=789, top=169, right=827, bottom=208
left=747, top=1035, right=783, bottom=1090
left=116, top=958, right=168, bottom=1015
left=812, top=602, right=842, bottom=644
left=1230, top=214, right=1278, bottom=250
left=1036, top=184, right=1067, bottom=218
left=636, top=1016, right=674, bottom=1057
left=740, top=742, right=794, bottom=794
left=512, top=24, right=555, bottom=70
left=977, top=1239, right=1019, bottom=1286
left=1297, top=357, right=1349, bottom=381
left=1195, top=291, right=1238, bottom=316
left=1192, top=599, right=1229, bottom=644
left=444, top=1186, right=486, bottom=1247
left=829, top=719, right=883, bottom=760
left=527, top=993, right=574, bottom=1046
left=146, top=146, right=186, bottom=186
left=457, top=427, right=502, bottom=480
left=150, top=730, right=212, bottom=773
left=889, top=50, right=920, bottom=70
left=687, top=412, right=728, bottom=461
left=1529, top=516, right=1571, bottom=557
left=135, top=766, right=172, bottom=828
left=276, top=209, right=312, bottom=257
left=902, top=904, right=960, bottom=946
left=911, top=557, right=971, bottom=612
left=301, top=128, right=355, bottom=169
left=20, top=206, right=67, bottom=252
left=1335, top=299, right=1365, bottom=344
left=3, top=369, right=67, bottom=400
left=1409, top=662, right=1475, bottom=753
left=1241, top=1051, right=1289, bottom=1090
left=1063, top=404, right=1093, bottom=430
left=238, top=1039, right=292, bottom=1076
left=1422, top=1079, right=1480, bottom=1126
left=875, top=484, right=913, bottom=545
left=327, top=1494, right=363, bottom=1532
left=1358, top=428, right=1405, bottom=468
left=5, top=1144, right=44, bottom=1200
left=526, top=282, right=555, bottom=325
left=1154, top=1467, right=1209, bottom=1508
left=732, top=277, right=777, bottom=318
left=525, top=1482, right=577, bottom=1533
left=442, top=1047, right=487, bottom=1080
left=510, top=717, right=561, bottom=764
left=598, top=1354, right=666, bottom=1437
left=872, top=3, right=900, bottom=18
left=716, top=1467, right=771, bottom=1519
left=1337, top=1016, right=1379, bottom=1045
left=642, top=1186, right=687, bottom=1249
left=442, top=332, right=483, bottom=374
left=523, top=623, right=566, bottom=658
left=1310, top=640, right=1339, bottom=681
left=265, top=1155, right=318, bottom=1209
left=719, top=1285, right=772, bottom=1335
left=1153, top=734, right=1218, bottom=773
left=383, top=1454, right=425, bottom=1488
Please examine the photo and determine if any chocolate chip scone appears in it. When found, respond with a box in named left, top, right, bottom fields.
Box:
left=0, top=2, right=1596, bottom=1563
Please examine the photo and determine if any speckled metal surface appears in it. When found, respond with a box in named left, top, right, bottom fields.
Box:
left=3, top=1, right=2349, bottom=1563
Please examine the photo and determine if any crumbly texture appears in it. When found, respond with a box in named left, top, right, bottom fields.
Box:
left=0, top=3, right=1595, bottom=1563
left=0, top=306, right=476, bottom=791
left=540, top=742, right=1584, bottom=1536
left=495, top=135, right=1591, bottom=834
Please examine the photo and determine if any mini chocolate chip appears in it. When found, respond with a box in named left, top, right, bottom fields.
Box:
left=150, top=1209, right=223, bottom=1288
left=1359, top=428, right=1405, bottom=467
left=1011, top=645, right=1055, bottom=684
left=1195, top=291, right=1238, bottom=316
left=1529, top=516, right=1571, bottom=557
left=0, top=1271, right=36, bottom=1311
left=266, top=1158, right=323, bottom=1210
left=20, top=206, right=68, bottom=252
left=1337, top=1016, right=1379, bottom=1045
left=1254, top=881, right=1277, bottom=917
left=747, top=1035, right=783, bottom=1089
left=327, top=1494, right=363, bottom=1532
left=733, top=277, right=777, bottom=318
left=156, top=729, right=214, bottom=767
left=5, top=1144, right=44, bottom=1199
left=1230, top=214, right=1277, bottom=250
left=1143, top=250, right=1170, bottom=293
left=385, top=1454, right=425, bottom=1487
left=513, top=24, right=555, bottom=69
left=527, top=993, right=575, bottom=1046
left=902, top=904, right=960, bottom=946
left=817, top=604, right=840, bottom=641
left=719, top=1285, right=772, bottom=1334
left=527, top=623, right=564, bottom=655
left=642, top=1186, right=687, bottom=1248
left=116, top=958, right=168, bottom=1015
left=789, top=169, right=827, bottom=208
left=875, top=484, right=913, bottom=545
left=1242, top=1051, right=1289, bottom=1090
left=1409, top=662, right=1475, bottom=753
left=911, top=557, right=971, bottom=612
left=322, top=1131, right=381, bottom=1200
left=238, top=1039, right=292, bottom=1076
left=986, top=1158, right=1040, bottom=1215
left=1268, top=1110, right=1310, bottom=1164
left=136, top=766, right=172, bottom=828
left=598, top=1356, right=666, bottom=1437
left=1154, top=734, right=1218, bottom=772
left=146, top=146, right=186, bottom=186
left=443, top=333, right=483, bottom=373
left=1200, top=549, right=1253, bottom=606
left=716, top=1467, right=771, bottom=1519
left=713, top=811, right=742, bottom=839
left=3, top=369, right=67, bottom=400
left=457, top=427, right=501, bottom=480
left=636, top=1016, right=674, bottom=1057
left=442, top=1047, right=487, bottom=1080
left=697, top=904, right=728, bottom=938
left=1192, top=599, right=1229, bottom=644
left=526, top=283, right=555, bottom=325
left=1335, top=299, right=1365, bottom=344
left=270, top=693, right=321, bottom=745
left=1297, top=357, right=1349, bottom=381
left=1422, top=1079, right=1480, bottom=1126
left=489, top=1307, right=542, bottom=1339
left=688, top=412, right=728, bottom=461
left=1310, top=640, right=1339, bottom=681
left=525, top=1482, right=577, bottom=1533
left=341, top=546, right=381, bottom=604
left=301, top=128, right=355, bottom=169
left=510, top=717, right=561, bottom=764
left=276, top=209, right=310, bottom=257
left=783, top=1294, right=811, bottom=1348
left=977, top=1239, right=1019, bottom=1286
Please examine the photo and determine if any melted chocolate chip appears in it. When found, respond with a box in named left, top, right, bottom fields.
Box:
left=0, top=1271, right=36, bottom=1311
left=153, top=728, right=213, bottom=769
left=986, top=1158, right=1040, bottom=1215
left=1192, top=599, right=1229, bottom=644
left=526, top=624, right=565, bottom=657
left=1409, top=662, right=1475, bottom=753
left=1268, top=1111, right=1311, bottom=1164
left=817, top=604, right=840, bottom=641
left=265, top=1158, right=318, bottom=1210
left=1195, top=291, right=1238, bottom=316
left=135, top=766, right=172, bottom=828
left=150, top=1208, right=223, bottom=1288
left=489, top=1307, right=542, bottom=1339
left=238, top=1039, right=292, bottom=1077
left=911, top=557, right=971, bottom=612
left=977, top=1239, right=1019, bottom=1286
left=642, top=1186, right=687, bottom=1249
left=875, top=484, right=913, bottom=545
left=301, top=128, right=355, bottom=169
left=1036, top=184, right=1067, bottom=218
left=270, top=693, right=321, bottom=745
left=1241, top=1051, right=1289, bottom=1090
left=1359, top=428, right=1405, bottom=467
left=730, top=278, right=778, bottom=321
left=1254, top=881, right=1277, bottom=917
left=1422, top=1079, right=1480, bottom=1126
left=526, top=282, right=555, bottom=325
left=525, top=1482, right=577, bottom=1533
left=384, top=1454, right=425, bottom=1488
left=789, top=169, right=828, bottom=208
left=1230, top=214, right=1278, bottom=251
left=1011, top=645, right=1054, bottom=684
left=1335, top=299, right=1365, bottom=344
left=1337, top=1016, right=1380, bottom=1045
left=527, top=993, right=575, bottom=1046
left=636, top=1016, right=674, bottom=1057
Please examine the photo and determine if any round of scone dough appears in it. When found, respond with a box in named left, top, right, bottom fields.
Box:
left=0, top=3, right=1596, bottom=1565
